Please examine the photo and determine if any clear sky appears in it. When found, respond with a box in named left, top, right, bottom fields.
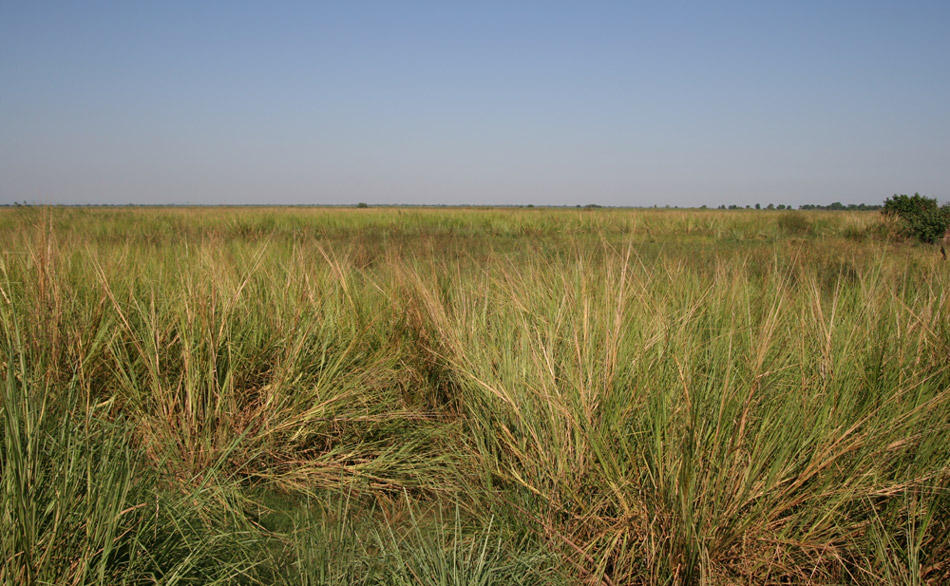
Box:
left=1, top=1, right=948, bottom=206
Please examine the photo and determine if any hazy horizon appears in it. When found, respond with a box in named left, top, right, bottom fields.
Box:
left=2, top=2, right=948, bottom=207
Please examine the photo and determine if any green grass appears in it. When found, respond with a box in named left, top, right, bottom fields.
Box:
left=1, top=206, right=947, bottom=584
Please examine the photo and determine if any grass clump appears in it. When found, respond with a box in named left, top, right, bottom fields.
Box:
left=778, top=210, right=814, bottom=235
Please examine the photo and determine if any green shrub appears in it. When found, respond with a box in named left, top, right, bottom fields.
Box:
left=882, top=193, right=950, bottom=244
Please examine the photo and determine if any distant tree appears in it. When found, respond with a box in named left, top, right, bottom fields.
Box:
left=766, top=203, right=775, bottom=210
left=755, top=203, right=761, bottom=210
left=356, top=202, right=369, bottom=208
left=777, top=204, right=786, bottom=210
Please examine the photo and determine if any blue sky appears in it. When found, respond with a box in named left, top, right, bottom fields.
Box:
left=1, top=1, right=948, bottom=206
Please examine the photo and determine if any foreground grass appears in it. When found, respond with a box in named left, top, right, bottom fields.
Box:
left=1, top=206, right=947, bottom=584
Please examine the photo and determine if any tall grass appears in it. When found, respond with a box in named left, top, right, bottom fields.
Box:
left=412, top=246, right=949, bottom=582
left=1, top=206, right=947, bottom=584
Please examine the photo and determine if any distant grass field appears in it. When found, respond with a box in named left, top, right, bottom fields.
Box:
left=1, top=206, right=947, bottom=584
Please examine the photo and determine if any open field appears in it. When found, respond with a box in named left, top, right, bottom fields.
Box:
left=1, top=206, right=948, bottom=584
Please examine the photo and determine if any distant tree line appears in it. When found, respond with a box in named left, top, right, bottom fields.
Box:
left=714, top=202, right=882, bottom=210
left=798, top=202, right=881, bottom=210
left=718, top=204, right=794, bottom=210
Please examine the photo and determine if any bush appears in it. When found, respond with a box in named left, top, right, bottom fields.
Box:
left=882, top=193, right=950, bottom=244
left=778, top=211, right=813, bottom=235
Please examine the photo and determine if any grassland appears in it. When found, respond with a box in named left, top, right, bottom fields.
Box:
left=1, top=206, right=947, bottom=584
